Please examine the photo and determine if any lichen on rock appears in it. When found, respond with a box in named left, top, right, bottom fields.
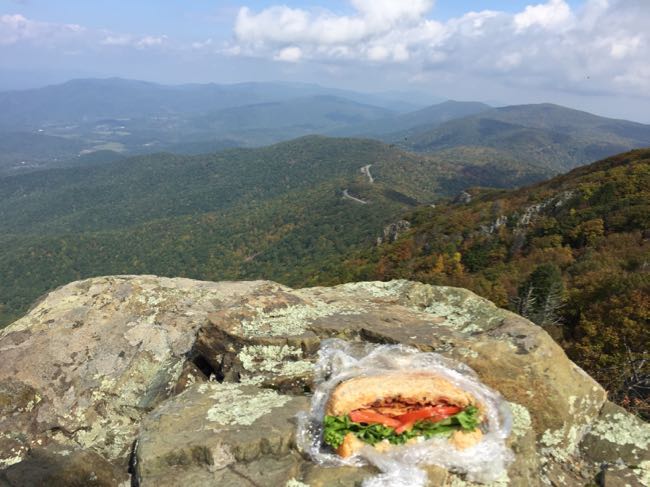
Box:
left=633, top=460, right=650, bottom=486
left=240, top=300, right=359, bottom=337
left=589, top=412, right=650, bottom=450
left=509, top=402, right=533, bottom=439
left=204, top=383, right=292, bottom=426
left=286, top=479, right=310, bottom=487
left=238, top=344, right=312, bottom=377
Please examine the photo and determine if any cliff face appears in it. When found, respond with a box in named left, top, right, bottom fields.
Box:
left=0, top=275, right=647, bottom=486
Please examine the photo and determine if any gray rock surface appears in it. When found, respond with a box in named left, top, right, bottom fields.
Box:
left=0, top=275, right=647, bottom=486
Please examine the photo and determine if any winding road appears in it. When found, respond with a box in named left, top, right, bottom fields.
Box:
left=342, top=189, right=368, bottom=204
left=361, top=164, right=374, bottom=184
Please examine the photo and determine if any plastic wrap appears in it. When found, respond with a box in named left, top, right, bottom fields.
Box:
left=296, top=339, right=514, bottom=485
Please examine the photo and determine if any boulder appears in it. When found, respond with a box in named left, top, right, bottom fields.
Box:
left=0, top=275, right=279, bottom=464
left=0, top=276, right=646, bottom=486
left=134, top=382, right=309, bottom=486
left=580, top=401, right=650, bottom=466
left=0, top=446, right=128, bottom=487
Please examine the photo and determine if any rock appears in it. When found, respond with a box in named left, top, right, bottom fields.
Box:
left=0, top=446, right=128, bottom=487
left=302, top=465, right=378, bottom=486
left=0, top=275, right=646, bottom=486
left=580, top=401, right=650, bottom=465
left=599, top=465, right=647, bottom=487
left=454, top=191, right=473, bottom=204
left=377, top=220, right=411, bottom=245
left=0, top=275, right=279, bottom=464
left=134, top=382, right=309, bottom=485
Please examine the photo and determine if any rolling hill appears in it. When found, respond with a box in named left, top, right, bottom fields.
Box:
left=0, top=78, right=422, bottom=171
left=394, top=103, right=650, bottom=171
left=330, top=100, right=491, bottom=137
left=0, top=78, right=419, bottom=131
left=190, top=95, right=395, bottom=146
left=0, top=132, right=88, bottom=174
left=0, top=136, right=433, bottom=325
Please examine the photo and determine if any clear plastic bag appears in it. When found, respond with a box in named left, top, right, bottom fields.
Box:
left=296, top=339, right=514, bottom=485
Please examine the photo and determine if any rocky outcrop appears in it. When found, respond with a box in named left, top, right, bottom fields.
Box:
left=377, top=220, right=411, bottom=245
left=0, top=275, right=647, bottom=486
left=454, top=191, right=473, bottom=204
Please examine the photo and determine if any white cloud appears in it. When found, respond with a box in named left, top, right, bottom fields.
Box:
left=227, top=0, right=650, bottom=97
left=2, top=13, right=167, bottom=51
left=274, top=46, right=302, bottom=62
left=191, top=38, right=214, bottom=50
left=0, top=13, right=84, bottom=45
left=349, top=0, right=433, bottom=24
left=101, top=34, right=132, bottom=46
left=513, top=0, right=573, bottom=32
left=135, top=35, right=167, bottom=49
left=604, top=35, right=643, bottom=60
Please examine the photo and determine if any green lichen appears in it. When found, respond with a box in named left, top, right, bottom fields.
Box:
left=278, top=360, right=313, bottom=376
left=423, top=300, right=481, bottom=333
left=238, top=345, right=312, bottom=377
left=74, top=410, right=138, bottom=460
left=241, top=301, right=358, bottom=337
left=633, top=460, right=650, bottom=486
left=285, top=479, right=310, bottom=487
left=590, top=412, right=650, bottom=449
left=508, top=402, right=532, bottom=438
left=205, top=383, right=291, bottom=426
left=448, top=471, right=510, bottom=486
left=540, top=423, right=583, bottom=462
left=420, top=287, right=504, bottom=334
left=456, top=347, right=479, bottom=359
left=0, top=454, right=24, bottom=468
left=239, top=376, right=265, bottom=386
left=336, top=280, right=410, bottom=298
left=18, top=392, right=42, bottom=413
left=0, top=443, right=29, bottom=469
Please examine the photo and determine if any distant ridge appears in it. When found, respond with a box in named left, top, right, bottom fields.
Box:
left=392, top=103, right=650, bottom=170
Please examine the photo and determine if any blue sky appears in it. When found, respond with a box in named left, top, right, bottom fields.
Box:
left=2, top=1, right=584, bottom=39
left=1, top=0, right=649, bottom=121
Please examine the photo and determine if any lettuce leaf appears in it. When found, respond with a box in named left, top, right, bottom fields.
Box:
left=322, top=406, right=481, bottom=449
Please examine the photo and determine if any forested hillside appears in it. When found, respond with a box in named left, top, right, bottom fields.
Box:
left=1, top=135, right=540, bottom=326
left=325, top=148, right=650, bottom=416
left=394, top=104, right=650, bottom=171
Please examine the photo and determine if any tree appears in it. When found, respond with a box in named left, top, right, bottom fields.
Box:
left=516, top=263, right=564, bottom=327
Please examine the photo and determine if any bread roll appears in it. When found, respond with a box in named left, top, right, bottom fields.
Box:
left=326, top=372, right=478, bottom=416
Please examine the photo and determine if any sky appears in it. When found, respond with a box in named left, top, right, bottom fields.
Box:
left=1, top=0, right=649, bottom=122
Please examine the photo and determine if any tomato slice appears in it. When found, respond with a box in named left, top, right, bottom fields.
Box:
left=397, top=405, right=461, bottom=424
left=349, top=409, right=402, bottom=428
left=394, top=420, right=417, bottom=434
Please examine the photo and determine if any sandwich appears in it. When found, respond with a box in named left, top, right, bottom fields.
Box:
left=322, top=372, right=484, bottom=457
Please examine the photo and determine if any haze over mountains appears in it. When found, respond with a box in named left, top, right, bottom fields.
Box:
left=2, top=78, right=650, bottom=177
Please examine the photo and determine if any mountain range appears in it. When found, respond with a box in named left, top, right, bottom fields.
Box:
left=2, top=78, right=650, bottom=177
